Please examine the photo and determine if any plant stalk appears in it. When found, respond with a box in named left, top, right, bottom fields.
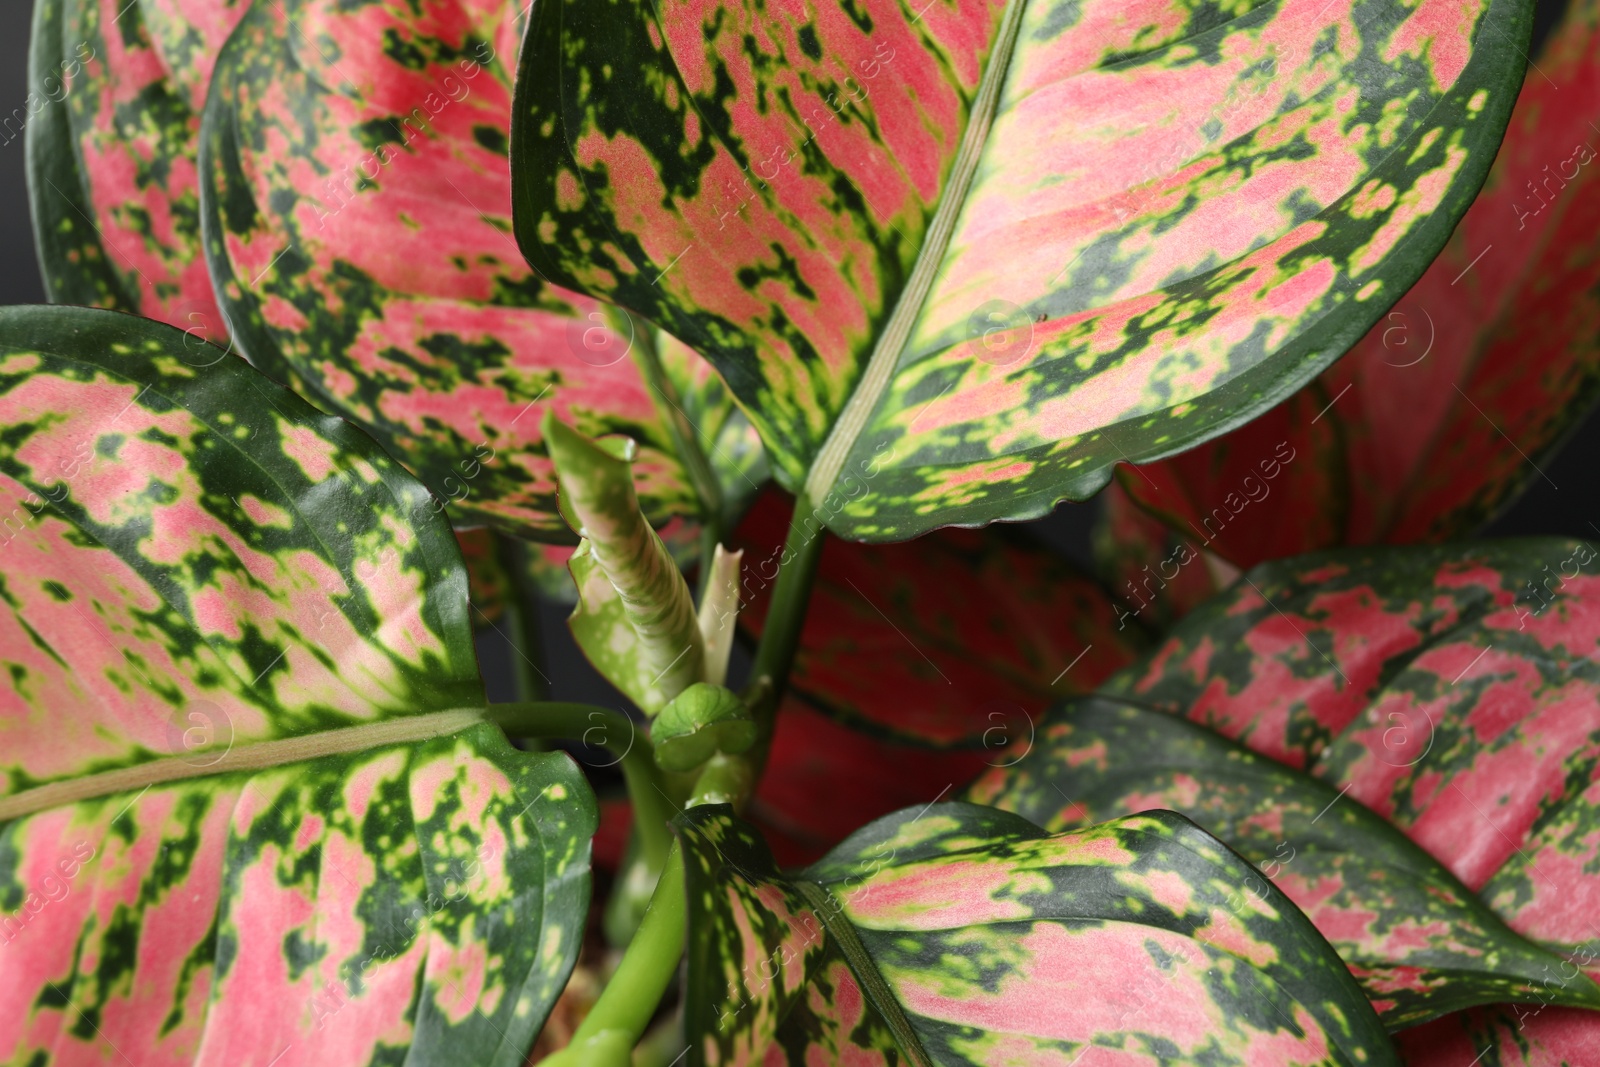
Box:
left=544, top=843, right=687, bottom=1067
left=744, top=490, right=826, bottom=732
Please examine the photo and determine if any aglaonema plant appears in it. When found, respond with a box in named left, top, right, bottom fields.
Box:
left=12, top=0, right=1600, bottom=1061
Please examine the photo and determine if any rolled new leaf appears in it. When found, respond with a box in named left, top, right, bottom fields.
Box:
left=546, top=412, right=704, bottom=712
left=652, top=683, right=755, bottom=773
left=697, top=544, right=743, bottom=687
left=678, top=803, right=1398, bottom=1066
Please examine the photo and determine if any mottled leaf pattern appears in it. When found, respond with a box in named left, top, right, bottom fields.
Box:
left=1112, top=0, right=1600, bottom=569
left=28, top=0, right=244, bottom=330
left=513, top=0, right=1532, bottom=540
left=1, top=725, right=595, bottom=1067
left=679, top=803, right=1398, bottom=1066
left=0, top=306, right=597, bottom=1065
left=969, top=698, right=1600, bottom=1026
left=196, top=0, right=746, bottom=540
left=0, top=305, right=479, bottom=794
left=1080, top=540, right=1600, bottom=1048
left=736, top=490, right=1146, bottom=747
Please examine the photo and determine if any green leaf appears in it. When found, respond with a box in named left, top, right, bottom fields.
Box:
left=678, top=802, right=1398, bottom=1066
left=0, top=305, right=596, bottom=1065
left=511, top=0, right=1532, bottom=541
left=196, top=0, right=765, bottom=541
left=548, top=413, right=706, bottom=711
left=1110, top=0, right=1600, bottom=570
left=969, top=697, right=1600, bottom=1027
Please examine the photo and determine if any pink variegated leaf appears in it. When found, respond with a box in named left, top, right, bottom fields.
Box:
left=196, top=0, right=765, bottom=542
left=512, top=0, right=1533, bottom=542
left=678, top=803, right=1398, bottom=1065
left=977, top=539, right=1600, bottom=1051
left=0, top=306, right=596, bottom=1066
left=28, top=0, right=246, bottom=332
left=1110, top=0, right=1600, bottom=571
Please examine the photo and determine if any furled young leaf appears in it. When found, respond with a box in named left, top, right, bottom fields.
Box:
left=0, top=305, right=597, bottom=1065
left=1068, top=540, right=1600, bottom=1044
left=735, top=490, right=1146, bottom=747
left=678, top=802, right=1398, bottom=1066
left=27, top=0, right=246, bottom=333
left=1110, top=0, right=1600, bottom=570
left=196, top=0, right=762, bottom=540
left=968, top=698, right=1600, bottom=1027
left=512, top=0, right=1532, bottom=542
left=548, top=413, right=704, bottom=712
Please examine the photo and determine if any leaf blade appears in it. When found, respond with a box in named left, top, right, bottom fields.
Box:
left=512, top=0, right=1533, bottom=540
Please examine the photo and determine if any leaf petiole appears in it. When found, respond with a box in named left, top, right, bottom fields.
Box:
left=743, top=491, right=826, bottom=734
left=541, top=841, right=688, bottom=1067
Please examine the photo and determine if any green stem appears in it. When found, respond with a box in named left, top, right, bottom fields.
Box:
left=487, top=702, right=672, bottom=871
left=494, top=534, right=549, bottom=705
left=545, top=844, right=688, bottom=1067
left=744, top=491, right=826, bottom=733
left=687, top=751, right=755, bottom=810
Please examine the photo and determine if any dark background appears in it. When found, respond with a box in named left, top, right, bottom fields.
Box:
left=1, top=0, right=1593, bottom=705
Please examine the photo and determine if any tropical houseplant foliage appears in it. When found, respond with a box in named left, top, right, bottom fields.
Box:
left=6, top=0, right=1600, bottom=1061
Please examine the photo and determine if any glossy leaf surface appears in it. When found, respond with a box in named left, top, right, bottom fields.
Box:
left=0, top=305, right=479, bottom=789
left=678, top=803, right=1397, bottom=1066
left=0, top=306, right=596, bottom=1065
left=2, top=726, right=594, bottom=1067
left=970, top=698, right=1600, bottom=1026
left=1112, top=0, right=1600, bottom=570
left=1060, top=540, right=1600, bottom=1044
left=197, top=0, right=753, bottom=539
left=513, top=0, right=1532, bottom=540
left=28, top=0, right=245, bottom=332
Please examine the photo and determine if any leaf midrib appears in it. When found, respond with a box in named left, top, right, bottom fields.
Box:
left=801, top=0, right=1029, bottom=506
left=0, top=707, right=487, bottom=822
